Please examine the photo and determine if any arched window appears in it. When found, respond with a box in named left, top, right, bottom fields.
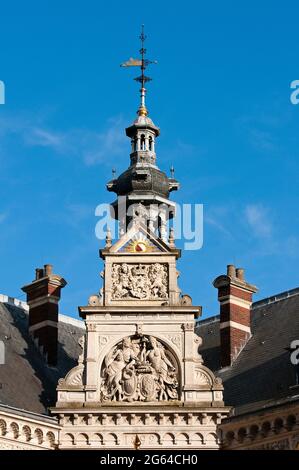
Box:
left=149, top=136, right=153, bottom=151
left=140, top=134, right=146, bottom=151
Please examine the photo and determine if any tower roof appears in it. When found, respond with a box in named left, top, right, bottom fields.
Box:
left=126, top=113, right=160, bottom=138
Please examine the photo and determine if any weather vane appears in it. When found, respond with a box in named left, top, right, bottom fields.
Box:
left=120, top=25, right=157, bottom=116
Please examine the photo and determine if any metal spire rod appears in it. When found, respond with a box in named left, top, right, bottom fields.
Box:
left=138, top=24, right=148, bottom=89
left=120, top=25, right=157, bottom=116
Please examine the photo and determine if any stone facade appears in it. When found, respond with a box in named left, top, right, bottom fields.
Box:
left=52, top=224, right=229, bottom=449
left=0, top=406, right=60, bottom=450
left=56, top=409, right=222, bottom=449
left=49, top=33, right=232, bottom=443
left=221, top=402, right=299, bottom=450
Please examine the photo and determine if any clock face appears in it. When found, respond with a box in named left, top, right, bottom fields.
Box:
left=124, top=234, right=156, bottom=253
left=125, top=239, right=151, bottom=253
left=134, top=241, right=147, bottom=252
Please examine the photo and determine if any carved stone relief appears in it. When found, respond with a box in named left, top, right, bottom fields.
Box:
left=111, top=263, right=168, bottom=300
left=100, top=335, right=178, bottom=402
left=58, top=336, right=85, bottom=389
left=166, top=335, right=182, bottom=352
left=182, top=323, right=194, bottom=331
left=195, top=370, right=210, bottom=385
left=99, top=335, right=110, bottom=349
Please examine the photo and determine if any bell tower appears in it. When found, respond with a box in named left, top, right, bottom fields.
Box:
left=52, top=26, right=229, bottom=450
left=107, top=25, right=179, bottom=241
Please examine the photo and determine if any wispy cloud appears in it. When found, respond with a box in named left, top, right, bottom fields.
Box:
left=244, top=204, right=272, bottom=238
left=205, top=205, right=234, bottom=238
left=205, top=215, right=233, bottom=238
left=237, top=112, right=283, bottom=153
left=82, top=116, right=127, bottom=166
left=247, top=128, right=277, bottom=152
left=24, top=127, right=66, bottom=150
left=204, top=203, right=275, bottom=243
left=0, top=113, right=127, bottom=166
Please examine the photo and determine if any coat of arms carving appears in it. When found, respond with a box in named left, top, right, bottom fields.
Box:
left=100, top=335, right=178, bottom=402
left=111, top=263, right=168, bottom=300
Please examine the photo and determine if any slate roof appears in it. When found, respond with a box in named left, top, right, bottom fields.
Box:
left=0, top=301, right=85, bottom=415
left=196, top=287, right=299, bottom=416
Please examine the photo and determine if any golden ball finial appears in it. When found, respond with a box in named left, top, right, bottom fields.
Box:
left=138, top=105, right=148, bottom=117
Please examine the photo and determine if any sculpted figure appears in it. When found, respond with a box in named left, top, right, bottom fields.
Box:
left=102, top=337, right=137, bottom=400
left=146, top=336, right=178, bottom=400
left=101, top=335, right=178, bottom=402
left=150, top=264, right=168, bottom=298
left=112, top=263, right=133, bottom=298
left=111, top=264, right=122, bottom=298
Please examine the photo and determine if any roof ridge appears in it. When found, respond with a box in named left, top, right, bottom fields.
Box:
left=252, top=286, right=299, bottom=309
left=196, top=314, right=220, bottom=327
left=0, top=403, right=58, bottom=423
left=58, top=313, right=85, bottom=329
left=0, top=293, right=29, bottom=311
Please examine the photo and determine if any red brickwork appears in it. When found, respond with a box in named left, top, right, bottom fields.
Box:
left=218, top=285, right=253, bottom=302
left=220, top=327, right=249, bottom=367
left=220, top=303, right=251, bottom=326
left=22, top=265, right=66, bottom=366
left=213, top=265, right=257, bottom=368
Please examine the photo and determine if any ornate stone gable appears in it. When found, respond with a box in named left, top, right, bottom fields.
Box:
left=102, top=223, right=177, bottom=256
left=118, top=230, right=163, bottom=253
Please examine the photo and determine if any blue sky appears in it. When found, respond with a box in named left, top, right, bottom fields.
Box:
left=1, top=1, right=299, bottom=319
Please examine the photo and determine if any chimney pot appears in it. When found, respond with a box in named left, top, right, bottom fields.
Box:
left=227, top=264, right=236, bottom=278
left=35, top=268, right=44, bottom=280
left=236, top=268, right=245, bottom=281
left=44, top=264, right=53, bottom=276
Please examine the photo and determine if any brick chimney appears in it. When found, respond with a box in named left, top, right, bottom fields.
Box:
left=213, top=265, right=257, bottom=368
left=22, top=264, right=67, bottom=366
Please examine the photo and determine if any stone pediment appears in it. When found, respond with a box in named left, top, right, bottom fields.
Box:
left=102, top=223, right=176, bottom=256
